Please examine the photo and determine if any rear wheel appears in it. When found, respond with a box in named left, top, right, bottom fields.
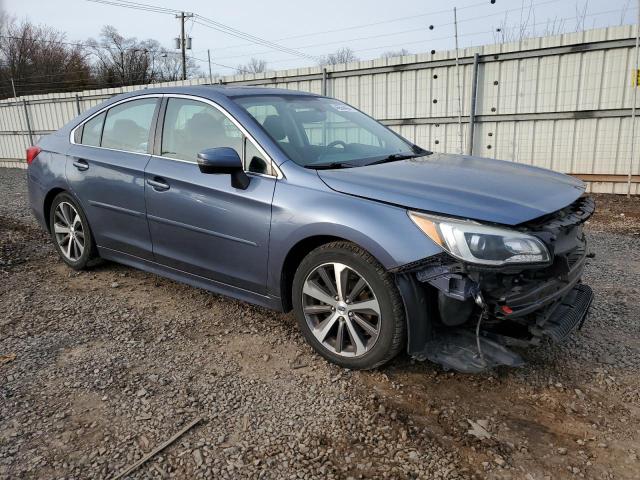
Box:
left=292, top=241, right=405, bottom=370
left=49, top=192, right=97, bottom=270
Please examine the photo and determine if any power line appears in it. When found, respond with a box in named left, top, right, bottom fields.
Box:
left=0, top=34, right=161, bottom=53
left=231, top=5, right=638, bottom=68
left=86, top=0, right=180, bottom=15
left=13, top=73, right=148, bottom=86
left=192, top=18, right=320, bottom=62
left=187, top=55, right=250, bottom=74
left=84, top=0, right=322, bottom=62
left=5, top=0, right=635, bottom=92
left=346, top=6, right=639, bottom=55
left=209, top=0, right=571, bottom=62
left=0, top=34, right=90, bottom=49
left=211, top=1, right=490, bottom=53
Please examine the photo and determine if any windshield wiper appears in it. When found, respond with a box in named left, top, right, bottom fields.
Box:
left=365, top=153, right=420, bottom=166
left=304, top=162, right=358, bottom=170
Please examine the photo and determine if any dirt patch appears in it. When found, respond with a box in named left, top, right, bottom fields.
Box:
left=362, top=364, right=640, bottom=479
left=1, top=168, right=640, bottom=479
left=589, top=193, right=640, bottom=235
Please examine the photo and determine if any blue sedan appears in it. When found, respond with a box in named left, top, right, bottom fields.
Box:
left=26, top=86, right=594, bottom=372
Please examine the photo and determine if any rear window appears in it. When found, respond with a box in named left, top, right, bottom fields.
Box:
left=101, top=98, right=158, bottom=153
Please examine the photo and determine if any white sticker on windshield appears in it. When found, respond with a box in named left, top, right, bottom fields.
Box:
left=331, top=103, right=355, bottom=112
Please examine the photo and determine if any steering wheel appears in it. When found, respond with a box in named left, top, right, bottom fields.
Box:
left=327, top=140, right=347, bottom=149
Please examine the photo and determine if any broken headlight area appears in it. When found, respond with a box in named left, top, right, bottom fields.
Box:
left=403, top=196, right=595, bottom=373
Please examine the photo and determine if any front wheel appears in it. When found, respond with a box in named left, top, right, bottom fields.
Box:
left=292, top=241, right=406, bottom=370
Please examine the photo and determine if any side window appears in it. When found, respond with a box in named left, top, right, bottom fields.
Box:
left=161, top=98, right=242, bottom=162
left=101, top=98, right=158, bottom=153
left=80, top=112, right=106, bottom=146
left=245, top=138, right=271, bottom=175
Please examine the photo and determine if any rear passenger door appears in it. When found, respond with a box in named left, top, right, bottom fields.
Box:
left=144, top=96, right=277, bottom=294
left=66, top=96, right=160, bottom=260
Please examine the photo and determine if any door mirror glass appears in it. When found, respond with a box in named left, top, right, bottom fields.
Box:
left=197, top=147, right=250, bottom=189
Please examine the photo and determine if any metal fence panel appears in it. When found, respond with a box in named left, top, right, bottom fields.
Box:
left=0, top=25, right=638, bottom=193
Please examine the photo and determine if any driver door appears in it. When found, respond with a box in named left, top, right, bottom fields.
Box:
left=144, top=96, right=276, bottom=294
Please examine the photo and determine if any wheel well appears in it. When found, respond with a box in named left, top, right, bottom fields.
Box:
left=43, top=188, right=66, bottom=232
left=280, top=235, right=345, bottom=312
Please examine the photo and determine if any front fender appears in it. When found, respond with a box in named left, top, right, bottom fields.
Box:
left=267, top=169, right=443, bottom=299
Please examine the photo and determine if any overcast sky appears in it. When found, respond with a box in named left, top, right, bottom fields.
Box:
left=2, top=0, right=637, bottom=74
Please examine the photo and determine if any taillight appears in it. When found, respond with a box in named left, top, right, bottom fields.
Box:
left=26, top=146, right=42, bottom=165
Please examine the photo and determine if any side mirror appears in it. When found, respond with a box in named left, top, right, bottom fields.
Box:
left=197, top=147, right=250, bottom=190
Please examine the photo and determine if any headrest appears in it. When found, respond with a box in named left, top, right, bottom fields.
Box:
left=187, top=112, right=224, bottom=136
left=262, top=115, right=286, bottom=141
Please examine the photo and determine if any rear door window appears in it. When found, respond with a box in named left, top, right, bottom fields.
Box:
left=101, top=98, right=158, bottom=153
left=80, top=112, right=106, bottom=146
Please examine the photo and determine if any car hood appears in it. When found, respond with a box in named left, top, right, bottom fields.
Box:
left=316, top=153, right=586, bottom=226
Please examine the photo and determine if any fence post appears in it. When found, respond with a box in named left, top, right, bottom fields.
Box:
left=322, top=68, right=328, bottom=96
left=466, top=53, right=480, bottom=156
left=75, top=94, right=82, bottom=115
left=629, top=8, right=640, bottom=197
left=22, top=99, right=34, bottom=146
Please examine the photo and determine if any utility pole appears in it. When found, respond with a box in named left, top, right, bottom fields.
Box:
left=180, top=12, right=186, bottom=81
left=10, top=78, right=17, bottom=98
left=628, top=0, right=640, bottom=197
left=207, top=49, right=213, bottom=84
left=176, top=12, right=194, bottom=81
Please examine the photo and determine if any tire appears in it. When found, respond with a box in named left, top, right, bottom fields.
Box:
left=292, top=241, right=405, bottom=370
left=48, top=192, right=98, bottom=270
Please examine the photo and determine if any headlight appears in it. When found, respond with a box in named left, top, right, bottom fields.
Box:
left=408, top=211, right=550, bottom=266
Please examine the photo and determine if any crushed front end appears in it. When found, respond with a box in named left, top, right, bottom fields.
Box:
left=398, top=196, right=595, bottom=373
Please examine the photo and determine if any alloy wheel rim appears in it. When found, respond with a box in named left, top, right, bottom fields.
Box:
left=302, top=262, right=381, bottom=358
left=53, top=201, right=85, bottom=262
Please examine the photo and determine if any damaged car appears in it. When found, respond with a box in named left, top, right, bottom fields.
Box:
left=27, top=86, right=594, bottom=373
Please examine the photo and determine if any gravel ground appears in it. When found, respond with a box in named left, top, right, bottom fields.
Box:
left=1, top=168, right=639, bottom=480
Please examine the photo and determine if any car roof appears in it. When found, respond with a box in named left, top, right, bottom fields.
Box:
left=117, top=84, right=320, bottom=101
left=58, top=85, right=323, bottom=136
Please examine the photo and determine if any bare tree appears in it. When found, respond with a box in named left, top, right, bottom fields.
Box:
left=319, top=47, right=358, bottom=66
left=0, top=3, right=7, bottom=34
left=88, top=26, right=155, bottom=86
left=493, top=0, right=535, bottom=43
left=619, top=0, right=632, bottom=25
left=0, top=21, right=202, bottom=98
left=492, top=0, right=600, bottom=44
left=0, top=19, right=93, bottom=98
left=380, top=49, right=411, bottom=59
left=155, top=52, right=185, bottom=82
left=574, top=1, right=589, bottom=32
left=87, top=26, right=198, bottom=87
left=540, top=17, right=567, bottom=37
left=236, top=57, right=268, bottom=74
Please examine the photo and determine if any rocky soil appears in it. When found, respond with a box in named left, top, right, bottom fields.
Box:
left=1, top=168, right=639, bottom=479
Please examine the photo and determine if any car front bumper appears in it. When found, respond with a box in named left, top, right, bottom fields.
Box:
left=396, top=196, right=596, bottom=373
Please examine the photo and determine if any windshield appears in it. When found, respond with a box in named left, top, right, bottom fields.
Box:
left=232, top=95, right=422, bottom=168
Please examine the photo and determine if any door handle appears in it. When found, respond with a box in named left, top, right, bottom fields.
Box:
left=72, top=159, right=89, bottom=171
left=147, top=177, right=170, bottom=191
